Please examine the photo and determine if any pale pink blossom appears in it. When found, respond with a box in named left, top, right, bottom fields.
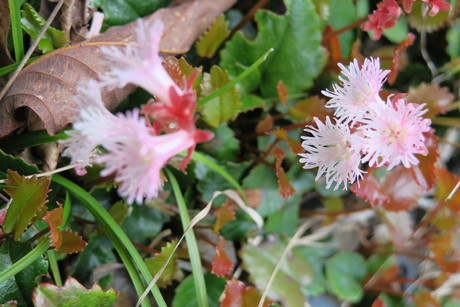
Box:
left=361, top=0, right=402, bottom=40
left=96, top=110, right=194, bottom=204
left=101, top=20, right=180, bottom=104
left=423, top=0, right=451, bottom=16
left=299, top=117, right=365, bottom=190
left=360, top=96, right=431, bottom=169
left=322, top=58, right=389, bottom=125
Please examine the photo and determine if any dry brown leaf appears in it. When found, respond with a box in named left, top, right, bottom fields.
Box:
left=0, top=0, right=236, bottom=137
left=0, top=0, right=13, bottom=67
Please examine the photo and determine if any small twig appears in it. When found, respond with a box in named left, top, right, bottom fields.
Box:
left=322, top=17, right=368, bottom=42
left=0, top=164, right=77, bottom=184
left=420, top=29, right=438, bottom=78
left=0, top=0, right=65, bottom=101
left=231, top=0, right=270, bottom=36
left=447, top=180, right=460, bottom=201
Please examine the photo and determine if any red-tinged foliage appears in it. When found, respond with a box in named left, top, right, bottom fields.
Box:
left=213, top=204, right=236, bottom=234
left=413, top=290, right=441, bottom=307
left=322, top=25, right=342, bottom=73
left=435, top=168, right=460, bottom=212
left=352, top=167, right=424, bottom=211
left=371, top=297, right=386, bottom=307
left=409, top=130, right=439, bottom=191
left=270, top=129, right=303, bottom=154
left=163, top=57, right=202, bottom=92
left=256, top=114, right=274, bottom=134
left=57, top=230, right=87, bottom=255
left=387, top=33, right=415, bottom=84
left=407, top=83, right=454, bottom=118
left=0, top=210, right=5, bottom=236
left=289, top=96, right=332, bottom=122
left=43, top=205, right=64, bottom=250
left=277, top=80, right=288, bottom=105
left=211, top=236, right=233, bottom=277
left=361, top=0, right=402, bottom=40
left=429, top=232, right=460, bottom=273
left=221, top=279, right=272, bottom=307
left=273, top=147, right=296, bottom=199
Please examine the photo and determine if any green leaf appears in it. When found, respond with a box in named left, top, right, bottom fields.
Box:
left=383, top=16, right=409, bottom=44
left=92, top=0, right=172, bottom=27
left=325, top=252, right=367, bottom=303
left=198, top=124, right=240, bottom=162
left=9, top=0, right=24, bottom=61
left=145, top=240, right=183, bottom=288
left=3, top=170, right=50, bottom=240
left=172, top=272, right=226, bottom=307
left=196, top=15, right=230, bottom=58
left=447, top=19, right=460, bottom=59
left=121, top=204, right=170, bottom=245
left=21, top=3, right=66, bottom=54
left=72, top=234, right=116, bottom=287
left=199, top=66, right=240, bottom=127
left=328, top=0, right=356, bottom=57
left=241, top=242, right=312, bottom=307
left=240, top=94, right=265, bottom=112
left=33, top=276, right=117, bottom=307
left=0, top=150, right=39, bottom=180
left=0, top=239, right=48, bottom=306
left=220, top=0, right=326, bottom=97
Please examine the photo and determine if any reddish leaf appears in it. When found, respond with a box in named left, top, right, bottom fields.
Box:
left=388, top=33, right=415, bottom=85
left=413, top=290, right=440, bottom=307
left=43, top=204, right=64, bottom=250
left=288, top=96, right=332, bottom=121
left=277, top=80, right=289, bottom=105
left=432, top=207, right=458, bottom=231
left=211, top=237, right=233, bottom=277
left=270, top=129, right=303, bottom=154
left=371, top=297, right=386, bottom=307
left=213, top=204, right=236, bottom=234
left=3, top=170, right=50, bottom=240
left=256, top=114, right=274, bottom=134
left=221, top=279, right=272, bottom=307
left=0, top=209, right=6, bottom=236
left=273, top=147, right=296, bottom=199
left=409, top=130, right=439, bottom=191
left=322, top=25, right=342, bottom=73
left=407, top=83, right=454, bottom=118
left=57, top=230, right=87, bottom=255
left=0, top=0, right=237, bottom=137
left=429, top=232, right=460, bottom=273
left=435, top=168, right=460, bottom=212
left=351, top=171, right=388, bottom=207
left=163, top=57, right=202, bottom=92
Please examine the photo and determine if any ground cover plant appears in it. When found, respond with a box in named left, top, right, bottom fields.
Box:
left=0, top=0, right=459, bottom=306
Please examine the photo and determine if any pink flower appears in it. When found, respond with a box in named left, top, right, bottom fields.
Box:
left=360, top=96, right=431, bottom=169
left=423, top=0, right=451, bottom=16
left=362, top=0, right=402, bottom=40
left=101, top=20, right=180, bottom=104
left=299, top=117, right=365, bottom=190
left=322, top=58, right=389, bottom=125
left=96, top=110, right=194, bottom=204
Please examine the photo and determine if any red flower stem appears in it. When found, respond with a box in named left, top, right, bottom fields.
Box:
left=323, top=17, right=368, bottom=42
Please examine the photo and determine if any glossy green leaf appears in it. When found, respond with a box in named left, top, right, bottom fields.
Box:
left=3, top=170, right=50, bottom=240
left=145, top=241, right=183, bottom=288
left=198, top=124, right=240, bottom=162
left=325, top=252, right=367, bottom=303
left=241, top=242, right=312, bottom=307
left=328, top=0, right=356, bottom=57
left=172, top=272, right=226, bottom=307
left=220, top=0, right=326, bottom=97
left=0, top=239, right=48, bottom=306
left=199, top=65, right=240, bottom=127
left=196, top=14, right=230, bottom=58
left=33, top=276, right=117, bottom=307
left=21, top=3, right=65, bottom=54
left=0, top=150, right=38, bottom=180
left=92, top=0, right=171, bottom=27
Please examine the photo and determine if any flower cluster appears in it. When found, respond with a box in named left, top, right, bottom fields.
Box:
left=299, top=58, right=431, bottom=190
left=362, top=0, right=451, bottom=40
left=61, top=20, right=213, bottom=204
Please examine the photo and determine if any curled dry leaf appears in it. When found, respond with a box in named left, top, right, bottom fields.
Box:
left=407, top=83, right=454, bottom=118
left=0, top=0, right=236, bottom=138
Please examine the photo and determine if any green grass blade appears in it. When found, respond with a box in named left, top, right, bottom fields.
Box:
left=46, top=250, right=62, bottom=287
left=191, top=151, right=247, bottom=202
left=197, top=48, right=274, bottom=106
left=9, top=0, right=24, bottom=61
left=166, top=169, right=208, bottom=307
left=52, top=174, right=166, bottom=307
left=0, top=238, right=50, bottom=284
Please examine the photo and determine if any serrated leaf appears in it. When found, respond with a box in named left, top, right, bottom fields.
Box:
left=199, top=65, right=240, bottom=127
left=213, top=204, right=236, bottom=234
left=108, top=201, right=129, bottom=225
left=196, top=14, right=230, bottom=58
left=409, top=131, right=439, bottom=191
left=33, top=276, right=117, bottom=307
left=273, top=147, right=296, bottom=199
left=387, top=33, right=415, bottom=85
left=57, top=230, right=87, bottom=255
left=43, top=205, right=64, bottom=250
left=92, top=0, right=172, bottom=27
left=163, top=57, right=203, bottom=93
left=407, top=83, right=454, bottom=118
left=172, top=272, right=226, bottom=307
left=435, top=168, right=460, bottom=212
left=0, top=239, right=48, bottom=306
left=21, top=3, right=66, bottom=54
left=145, top=240, right=183, bottom=288
left=325, top=252, right=367, bottom=303
left=241, top=241, right=312, bottom=306
left=277, top=80, right=288, bottom=104
left=221, top=279, right=272, bottom=307
left=211, top=237, right=233, bottom=277
left=288, top=96, right=332, bottom=121
left=220, top=0, right=326, bottom=97
left=0, top=150, right=39, bottom=180
left=3, top=170, right=50, bottom=240
left=408, top=1, right=450, bottom=33
left=240, top=94, right=265, bottom=112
